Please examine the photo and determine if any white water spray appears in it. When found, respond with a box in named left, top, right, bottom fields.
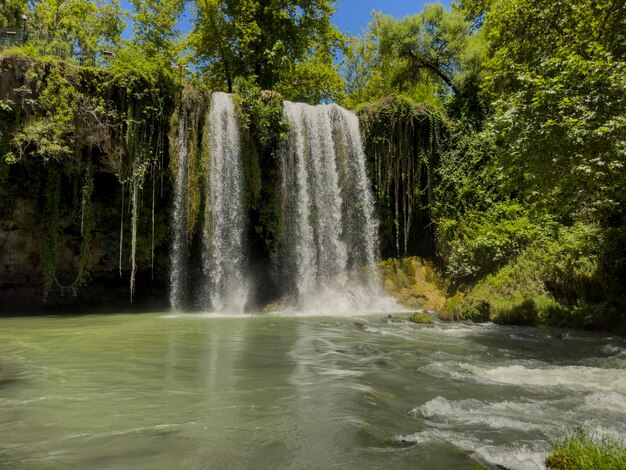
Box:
left=202, top=92, right=249, bottom=312
left=169, top=111, right=189, bottom=311
left=280, top=102, right=393, bottom=313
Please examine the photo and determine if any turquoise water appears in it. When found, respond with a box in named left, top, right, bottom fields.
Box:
left=1, top=313, right=624, bottom=469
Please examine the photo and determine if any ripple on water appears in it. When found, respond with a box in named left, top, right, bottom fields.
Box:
left=581, top=391, right=626, bottom=417
left=394, top=429, right=547, bottom=470
left=411, top=396, right=548, bottom=432
left=464, top=364, right=626, bottom=393
left=420, top=361, right=626, bottom=393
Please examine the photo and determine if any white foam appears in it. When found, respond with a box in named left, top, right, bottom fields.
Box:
left=412, top=396, right=546, bottom=432
left=395, top=429, right=547, bottom=470
left=421, top=362, right=626, bottom=394
left=581, top=391, right=626, bottom=415
left=463, top=364, right=626, bottom=393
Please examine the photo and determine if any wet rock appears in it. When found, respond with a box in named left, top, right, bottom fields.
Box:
left=600, top=344, right=621, bottom=357
left=409, top=312, right=434, bottom=325
left=379, top=257, right=447, bottom=311
left=385, top=314, right=408, bottom=323
left=385, top=436, right=416, bottom=448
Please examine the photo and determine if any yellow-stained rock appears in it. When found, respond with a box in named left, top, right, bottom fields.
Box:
left=379, top=257, right=447, bottom=311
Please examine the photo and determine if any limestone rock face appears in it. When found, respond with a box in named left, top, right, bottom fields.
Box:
left=0, top=55, right=171, bottom=313
left=379, top=257, right=447, bottom=311
left=0, top=179, right=168, bottom=313
left=0, top=200, right=39, bottom=279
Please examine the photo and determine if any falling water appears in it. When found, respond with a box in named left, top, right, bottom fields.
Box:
left=169, top=111, right=188, bottom=311
left=202, top=92, right=248, bottom=312
left=280, top=102, right=390, bottom=312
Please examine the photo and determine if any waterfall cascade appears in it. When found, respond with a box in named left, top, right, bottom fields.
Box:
left=279, top=102, right=392, bottom=313
left=169, top=110, right=189, bottom=310
left=169, top=94, right=394, bottom=314
left=202, top=92, right=249, bottom=312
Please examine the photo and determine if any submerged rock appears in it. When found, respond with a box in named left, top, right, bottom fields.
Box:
left=384, top=312, right=434, bottom=325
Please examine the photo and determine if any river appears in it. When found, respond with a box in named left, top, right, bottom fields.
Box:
left=1, top=313, right=624, bottom=469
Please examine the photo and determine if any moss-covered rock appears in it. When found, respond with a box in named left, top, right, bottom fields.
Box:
left=380, top=257, right=447, bottom=311
left=384, top=312, right=435, bottom=325
left=409, top=312, right=434, bottom=324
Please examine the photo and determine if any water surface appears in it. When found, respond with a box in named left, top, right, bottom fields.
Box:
left=1, top=314, right=624, bottom=469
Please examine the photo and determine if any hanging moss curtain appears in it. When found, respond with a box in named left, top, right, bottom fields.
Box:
left=359, top=95, right=448, bottom=258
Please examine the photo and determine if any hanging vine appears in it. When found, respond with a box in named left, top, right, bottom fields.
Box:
left=41, top=165, right=61, bottom=300
left=359, top=95, right=448, bottom=257
left=110, top=47, right=176, bottom=302
left=1, top=52, right=175, bottom=303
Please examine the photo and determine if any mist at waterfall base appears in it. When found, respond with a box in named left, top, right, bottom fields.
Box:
left=170, top=93, right=398, bottom=315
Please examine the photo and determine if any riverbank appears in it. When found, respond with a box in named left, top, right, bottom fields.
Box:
left=381, top=257, right=626, bottom=336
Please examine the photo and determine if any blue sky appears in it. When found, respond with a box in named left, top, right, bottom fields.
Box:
left=120, top=1, right=451, bottom=38
left=333, top=0, right=450, bottom=35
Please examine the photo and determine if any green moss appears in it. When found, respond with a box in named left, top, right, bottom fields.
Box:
left=546, top=427, right=626, bottom=470
left=380, top=257, right=447, bottom=311
left=409, top=312, right=434, bottom=324
left=2, top=51, right=175, bottom=301
left=359, top=95, right=449, bottom=257
left=169, top=86, right=209, bottom=237
left=41, top=165, right=61, bottom=300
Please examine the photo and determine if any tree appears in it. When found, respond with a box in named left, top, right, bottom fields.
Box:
left=29, top=0, right=124, bottom=60
left=482, top=0, right=626, bottom=224
left=341, top=33, right=378, bottom=108
left=343, top=4, right=486, bottom=110
left=191, top=0, right=344, bottom=103
left=0, top=0, right=28, bottom=29
left=130, top=0, right=187, bottom=60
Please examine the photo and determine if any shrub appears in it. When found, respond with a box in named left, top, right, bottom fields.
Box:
left=546, top=427, right=626, bottom=470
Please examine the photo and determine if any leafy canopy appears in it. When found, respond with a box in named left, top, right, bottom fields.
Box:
left=343, top=3, right=486, bottom=110
left=191, top=0, right=344, bottom=103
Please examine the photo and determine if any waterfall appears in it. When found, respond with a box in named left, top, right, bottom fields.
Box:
left=280, top=102, right=389, bottom=313
left=170, top=95, right=392, bottom=314
left=202, top=92, right=248, bottom=312
left=169, top=110, right=189, bottom=311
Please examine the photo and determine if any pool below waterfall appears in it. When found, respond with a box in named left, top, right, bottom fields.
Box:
left=1, top=313, right=625, bottom=469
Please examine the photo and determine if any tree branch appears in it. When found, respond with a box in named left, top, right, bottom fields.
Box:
left=407, top=49, right=460, bottom=95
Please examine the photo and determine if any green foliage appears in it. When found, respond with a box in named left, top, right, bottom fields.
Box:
left=11, top=63, right=78, bottom=161
left=447, top=298, right=491, bottom=323
left=234, top=77, right=288, bottom=152
left=109, top=45, right=175, bottom=104
left=342, top=34, right=377, bottom=108
left=28, top=0, right=125, bottom=63
left=344, top=4, right=486, bottom=111
left=546, top=427, right=626, bottom=470
left=482, top=0, right=626, bottom=224
left=360, top=95, right=448, bottom=256
left=234, top=77, right=288, bottom=258
left=437, top=202, right=540, bottom=286
left=130, top=0, right=185, bottom=61
left=429, top=0, right=626, bottom=331
left=0, top=0, right=28, bottom=29
left=440, top=220, right=626, bottom=330
left=191, top=0, right=344, bottom=103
